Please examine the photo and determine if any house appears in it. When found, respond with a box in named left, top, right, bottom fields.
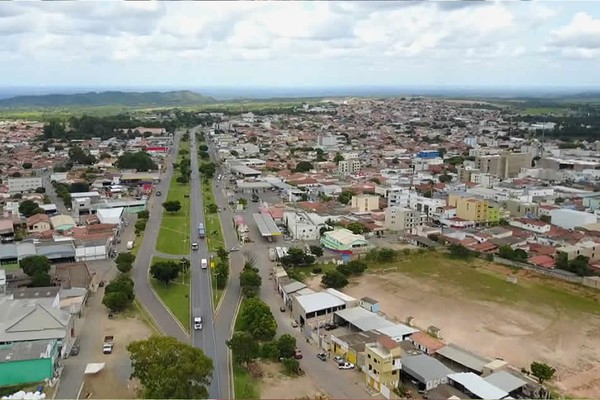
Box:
left=400, top=354, right=454, bottom=391
left=351, top=195, right=380, bottom=212
left=359, top=297, right=380, bottom=313
left=330, top=330, right=382, bottom=365
left=409, top=331, right=446, bottom=355
left=0, top=219, right=15, bottom=243
left=320, top=228, right=370, bottom=254
left=27, top=214, right=51, bottom=233
left=0, top=294, right=75, bottom=359
left=284, top=211, right=322, bottom=241
left=0, top=339, right=60, bottom=387
left=50, top=215, right=76, bottom=232
left=509, top=218, right=551, bottom=234
left=364, top=335, right=403, bottom=398
left=291, top=292, right=346, bottom=329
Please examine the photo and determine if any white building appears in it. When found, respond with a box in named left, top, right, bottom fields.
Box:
left=384, top=206, right=425, bottom=234
left=470, top=172, right=498, bottom=189
left=96, top=207, right=124, bottom=225
left=7, top=177, right=43, bottom=194
left=338, top=159, right=361, bottom=175
left=509, top=218, right=551, bottom=234
left=549, top=209, right=598, bottom=230
left=284, top=211, right=323, bottom=241
left=412, top=196, right=447, bottom=218
left=388, top=187, right=417, bottom=208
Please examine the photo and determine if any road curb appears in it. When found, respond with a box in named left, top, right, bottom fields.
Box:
left=146, top=260, right=190, bottom=340
left=229, top=296, right=243, bottom=399
left=75, top=381, right=85, bottom=400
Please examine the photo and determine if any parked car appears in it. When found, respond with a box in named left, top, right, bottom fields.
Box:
left=291, top=321, right=298, bottom=328
left=229, top=247, right=239, bottom=252
left=294, top=349, right=303, bottom=359
left=324, top=323, right=338, bottom=331
left=156, top=191, right=161, bottom=196
left=279, top=306, right=286, bottom=312
left=317, top=353, right=327, bottom=362
left=70, top=342, right=80, bottom=356
left=339, top=362, right=354, bottom=370
left=333, top=356, right=345, bottom=365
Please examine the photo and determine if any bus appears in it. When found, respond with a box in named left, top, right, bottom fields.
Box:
left=198, top=222, right=205, bottom=238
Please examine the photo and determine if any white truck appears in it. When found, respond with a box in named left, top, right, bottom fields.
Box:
left=103, top=336, right=114, bottom=354
left=126, top=241, right=134, bottom=250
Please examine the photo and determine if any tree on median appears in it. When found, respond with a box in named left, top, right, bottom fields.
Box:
left=128, top=336, right=213, bottom=399
left=150, top=261, right=180, bottom=285
left=115, top=252, right=136, bottom=274
left=240, top=268, right=262, bottom=298
left=162, top=200, right=182, bottom=213
left=226, top=331, right=259, bottom=366
left=238, top=297, right=277, bottom=341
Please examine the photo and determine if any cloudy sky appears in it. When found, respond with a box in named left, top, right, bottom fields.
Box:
left=1, top=1, right=600, bottom=91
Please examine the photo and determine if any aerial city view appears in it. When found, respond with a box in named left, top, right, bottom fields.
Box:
left=1, top=1, right=600, bottom=400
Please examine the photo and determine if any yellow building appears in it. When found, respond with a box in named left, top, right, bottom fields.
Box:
left=330, top=330, right=382, bottom=365
left=447, top=194, right=501, bottom=224
left=365, top=336, right=402, bottom=397
left=351, top=194, right=380, bottom=212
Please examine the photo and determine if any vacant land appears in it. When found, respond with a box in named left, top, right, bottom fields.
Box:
left=80, top=308, right=152, bottom=399
left=308, top=254, right=600, bottom=398
left=259, top=361, right=324, bottom=400
left=156, top=179, right=191, bottom=255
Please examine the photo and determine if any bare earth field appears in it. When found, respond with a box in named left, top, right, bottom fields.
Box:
left=80, top=312, right=152, bottom=399
left=306, top=254, right=600, bottom=398
left=259, top=361, right=325, bottom=399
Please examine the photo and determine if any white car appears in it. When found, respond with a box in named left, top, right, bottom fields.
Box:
left=193, top=317, right=203, bottom=330
left=339, top=362, right=355, bottom=370
left=201, top=258, right=208, bottom=269
left=191, top=242, right=199, bottom=251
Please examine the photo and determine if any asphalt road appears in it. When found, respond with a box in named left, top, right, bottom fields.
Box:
left=189, top=129, right=223, bottom=399
left=131, top=131, right=188, bottom=342
left=41, top=172, right=69, bottom=216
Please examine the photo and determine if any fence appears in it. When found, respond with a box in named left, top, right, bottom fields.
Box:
left=492, top=256, right=589, bottom=285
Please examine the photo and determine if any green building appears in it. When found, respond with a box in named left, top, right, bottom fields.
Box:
left=0, top=340, right=59, bottom=387
left=320, top=228, right=370, bottom=254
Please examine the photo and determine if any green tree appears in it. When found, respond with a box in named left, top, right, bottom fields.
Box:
left=217, top=247, right=229, bottom=261
left=22, top=162, right=32, bottom=169
left=438, top=173, right=452, bottom=183
left=530, top=361, right=556, bottom=383
left=105, top=276, right=135, bottom=302
left=20, top=256, right=51, bottom=277
left=539, top=215, right=551, bottom=223
left=309, top=245, right=323, bottom=257
left=30, top=273, right=52, bottom=287
left=333, top=152, right=344, bottom=163
left=176, top=175, right=190, bottom=184
left=280, top=248, right=315, bottom=268
left=150, top=261, right=180, bottom=285
left=226, top=331, right=259, bottom=366
left=215, top=261, right=229, bottom=290
left=162, top=200, right=182, bottom=213
left=206, top=203, right=218, bottom=214
left=448, top=243, right=474, bottom=258
left=347, top=222, right=369, bottom=234
left=137, top=210, right=150, bottom=219
left=374, top=248, right=397, bottom=262
left=321, top=270, right=349, bottom=289
left=19, top=200, right=44, bottom=218
left=240, top=268, right=262, bottom=298
left=179, top=257, right=191, bottom=274
left=238, top=198, right=248, bottom=207
left=35, top=186, right=46, bottom=194
left=116, top=151, right=157, bottom=171
left=115, top=252, right=136, bottom=274
left=198, top=162, right=216, bottom=179
left=338, top=191, right=354, bottom=205
left=294, top=161, right=314, bottom=173
left=282, top=358, right=301, bottom=375
left=128, top=336, right=213, bottom=399
left=277, top=334, right=296, bottom=358
left=239, top=298, right=277, bottom=341
left=102, top=291, right=130, bottom=312
left=135, top=219, right=147, bottom=234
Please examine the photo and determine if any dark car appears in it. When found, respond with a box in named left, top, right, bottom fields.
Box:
left=279, top=306, right=286, bottom=312
left=70, top=343, right=80, bottom=356
left=324, top=323, right=338, bottom=331
left=156, top=191, right=162, bottom=196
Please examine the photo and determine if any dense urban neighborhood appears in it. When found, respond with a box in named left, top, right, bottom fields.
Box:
left=1, top=97, right=600, bottom=400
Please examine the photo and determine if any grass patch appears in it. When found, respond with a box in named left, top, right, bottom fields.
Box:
left=522, top=107, right=566, bottom=115
left=133, top=299, right=163, bottom=335
left=233, top=364, right=259, bottom=400
left=373, top=253, right=600, bottom=316
left=150, top=277, right=190, bottom=331
left=156, top=177, right=191, bottom=255
left=288, top=263, right=337, bottom=282
left=0, top=263, right=20, bottom=271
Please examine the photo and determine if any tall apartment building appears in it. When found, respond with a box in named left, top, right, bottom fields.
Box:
left=364, top=336, right=402, bottom=395
left=351, top=195, right=380, bottom=212
left=338, top=159, right=361, bottom=175
left=384, top=206, right=425, bottom=234
left=387, top=187, right=417, bottom=208
left=7, top=177, right=43, bottom=194
left=447, top=193, right=500, bottom=224
left=470, top=172, right=499, bottom=188
left=475, top=152, right=533, bottom=179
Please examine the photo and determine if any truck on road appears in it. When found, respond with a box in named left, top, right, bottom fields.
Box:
left=103, top=336, right=114, bottom=354
left=198, top=222, right=205, bottom=238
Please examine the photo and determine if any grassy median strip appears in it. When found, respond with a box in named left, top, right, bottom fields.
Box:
left=156, top=173, right=191, bottom=255
left=201, top=180, right=226, bottom=307
left=232, top=299, right=260, bottom=399
left=149, top=256, right=191, bottom=332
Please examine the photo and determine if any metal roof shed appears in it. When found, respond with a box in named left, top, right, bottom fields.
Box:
left=334, top=307, right=395, bottom=332
left=484, top=371, right=527, bottom=393
left=296, top=292, right=345, bottom=314
left=436, top=343, right=491, bottom=374
left=0, top=244, right=18, bottom=261
left=253, top=213, right=281, bottom=237
left=402, top=354, right=454, bottom=385
left=448, top=372, right=509, bottom=400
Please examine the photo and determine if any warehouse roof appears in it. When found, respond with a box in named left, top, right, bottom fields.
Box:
left=296, top=292, right=345, bottom=314
left=448, top=372, right=508, bottom=400
left=436, top=343, right=491, bottom=373
left=401, top=354, right=454, bottom=383
left=484, top=371, right=528, bottom=393
left=335, top=307, right=395, bottom=332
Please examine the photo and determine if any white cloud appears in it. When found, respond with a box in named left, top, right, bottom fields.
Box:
left=0, top=1, right=597, bottom=87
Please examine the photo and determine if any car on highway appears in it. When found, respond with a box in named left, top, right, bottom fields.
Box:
left=317, top=352, right=327, bottom=362
left=333, top=356, right=345, bottom=365
left=229, top=247, right=239, bottom=252
left=201, top=258, right=208, bottom=269
left=339, top=362, right=355, bottom=370
left=191, top=242, right=199, bottom=251
left=193, top=316, right=203, bottom=330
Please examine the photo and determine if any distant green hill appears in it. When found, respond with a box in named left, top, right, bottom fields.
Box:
left=0, top=90, right=216, bottom=108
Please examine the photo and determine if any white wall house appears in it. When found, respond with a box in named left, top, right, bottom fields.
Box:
left=75, top=237, right=112, bottom=261
left=284, top=211, right=322, bottom=241
left=8, top=177, right=43, bottom=194
left=509, top=218, right=551, bottom=234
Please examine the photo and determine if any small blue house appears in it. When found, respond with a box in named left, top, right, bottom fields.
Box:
left=359, top=296, right=380, bottom=313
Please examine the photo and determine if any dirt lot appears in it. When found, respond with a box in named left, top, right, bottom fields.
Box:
left=259, top=361, right=326, bottom=399
left=80, top=311, right=152, bottom=399
left=306, top=255, right=600, bottom=398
